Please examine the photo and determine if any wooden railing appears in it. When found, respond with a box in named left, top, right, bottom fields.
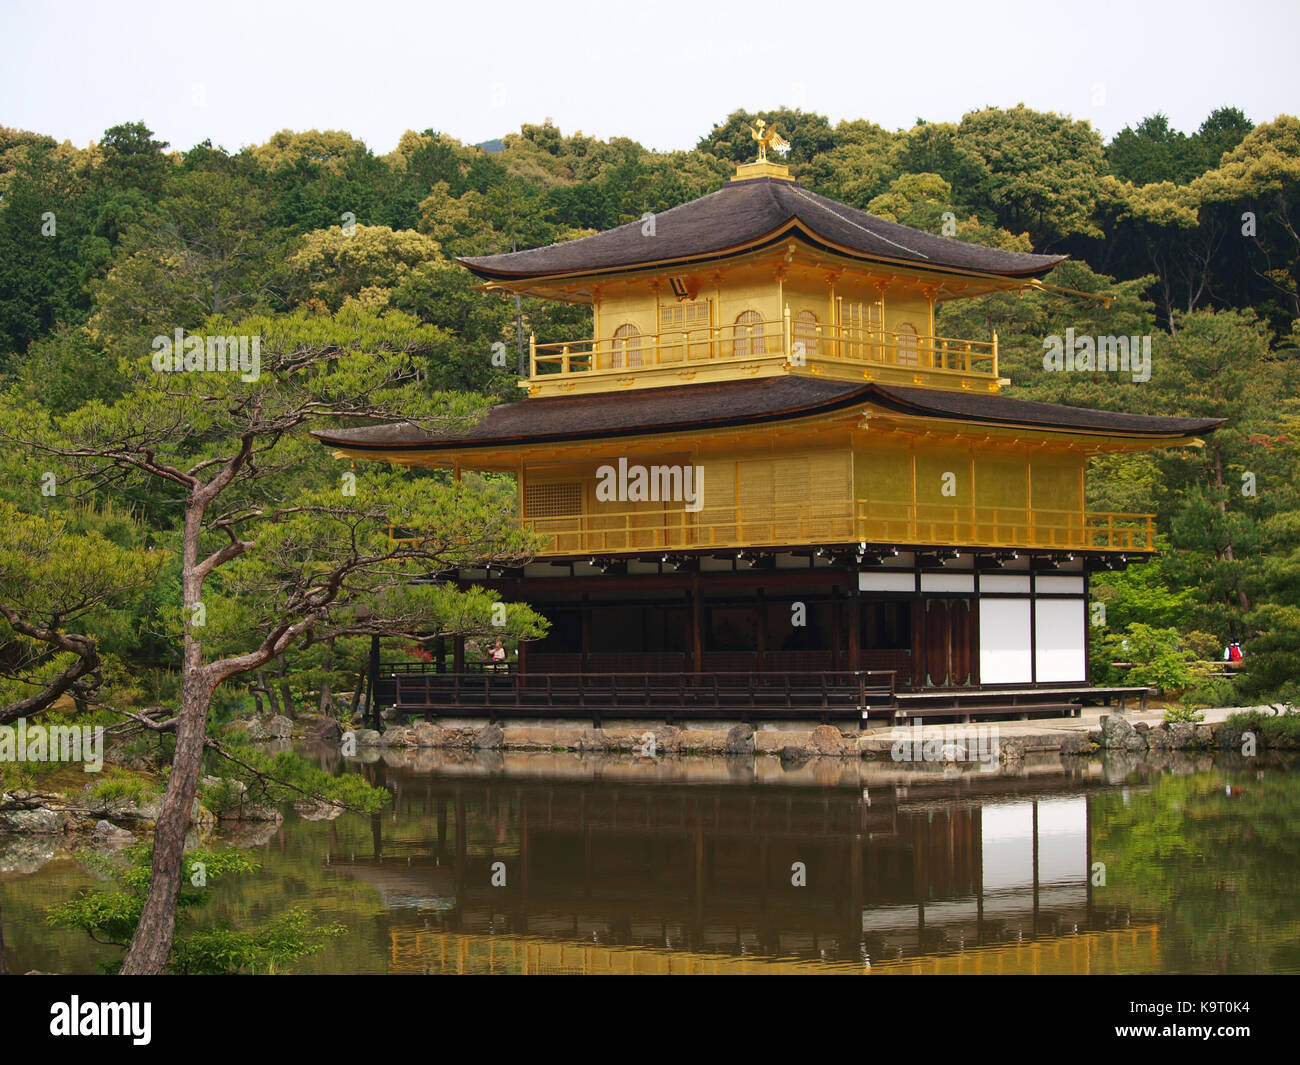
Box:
left=530, top=313, right=998, bottom=380
left=854, top=503, right=1157, bottom=553
left=529, top=501, right=857, bottom=554
left=374, top=667, right=897, bottom=726
left=517, top=502, right=1156, bottom=555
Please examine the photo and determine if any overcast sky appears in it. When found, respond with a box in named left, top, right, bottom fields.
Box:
left=3, top=0, right=1296, bottom=154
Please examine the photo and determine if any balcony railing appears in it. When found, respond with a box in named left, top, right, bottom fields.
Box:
left=515, top=502, right=1155, bottom=555
left=530, top=314, right=998, bottom=380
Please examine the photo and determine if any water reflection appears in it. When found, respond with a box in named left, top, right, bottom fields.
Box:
left=2, top=748, right=1294, bottom=975
left=328, top=751, right=1148, bottom=974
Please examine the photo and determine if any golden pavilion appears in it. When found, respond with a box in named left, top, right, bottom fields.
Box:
left=315, top=141, right=1223, bottom=723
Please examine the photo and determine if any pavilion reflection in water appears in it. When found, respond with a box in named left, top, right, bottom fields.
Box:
left=328, top=764, right=1157, bottom=974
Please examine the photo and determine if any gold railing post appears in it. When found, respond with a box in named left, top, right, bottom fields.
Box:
left=783, top=304, right=792, bottom=360
left=992, top=330, right=999, bottom=379
left=529, top=332, right=537, bottom=377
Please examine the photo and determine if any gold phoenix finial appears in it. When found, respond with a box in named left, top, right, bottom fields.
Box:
left=748, top=118, right=791, bottom=164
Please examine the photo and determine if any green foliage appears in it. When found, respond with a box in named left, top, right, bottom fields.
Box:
left=167, top=909, right=345, bottom=975
left=1224, top=708, right=1300, bottom=746
left=1091, top=769, right=1300, bottom=972
left=1182, top=630, right=1222, bottom=662
left=86, top=767, right=157, bottom=805
left=201, top=743, right=391, bottom=816
left=1090, top=556, right=1194, bottom=633
left=1123, top=623, right=1210, bottom=696
left=47, top=844, right=256, bottom=949
left=1183, top=677, right=1239, bottom=710
left=1091, top=622, right=1209, bottom=696
left=45, top=842, right=341, bottom=972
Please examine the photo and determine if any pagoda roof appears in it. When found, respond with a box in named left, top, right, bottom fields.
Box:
left=313, top=378, right=1224, bottom=453
left=459, top=177, right=1065, bottom=283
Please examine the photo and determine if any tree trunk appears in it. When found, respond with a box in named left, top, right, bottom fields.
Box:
left=120, top=659, right=210, bottom=972
left=258, top=669, right=281, bottom=716
left=277, top=656, right=295, bottom=719
left=347, top=668, right=365, bottom=722
left=121, top=501, right=213, bottom=975
left=0, top=892, right=9, bottom=974
left=1212, top=443, right=1252, bottom=612
left=318, top=639, right=335, bottom=717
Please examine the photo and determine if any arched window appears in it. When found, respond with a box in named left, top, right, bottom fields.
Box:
left=611, top=323, right=641, bottom=369
left=896, top=322, right=919, bottom=367
left=793, top=310, right=819, bottom=359
left=733, top=310, right=766, bottom=358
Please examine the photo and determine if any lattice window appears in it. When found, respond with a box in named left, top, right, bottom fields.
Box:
left=733, top=310, right=766, bottom=357
left=793, top=310, right=818, bottom=358
left=896, top=322, right=919, bottom=366
left=841, top=300, right=880, bottom=359
left=525, top=481, right=582, bottom=518
left=660, top=302, right=710, bottom=330
left=611, top=323, right=641, bottom=368
left=660, top=301, right=711, bottom=362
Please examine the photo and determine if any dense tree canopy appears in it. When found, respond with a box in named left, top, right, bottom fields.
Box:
left=0, top=102, right=1297, bottom=724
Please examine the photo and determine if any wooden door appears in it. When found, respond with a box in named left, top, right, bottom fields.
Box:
left=921, top=598, right=973, bottom=687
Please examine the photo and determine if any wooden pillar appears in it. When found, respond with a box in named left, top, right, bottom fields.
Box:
left=691, top=574, right=703, bottom=675
left=366, top=634, right=381, bottom=729
left=755, top=587, right=766, bottom=674
left=848, top=584, right=861, bottom=671
left=580, top=593, right=590, bottom=672
left=436, top=797, right=448, bottom=860
left=1032, top=800, right=1040, bottom=936
left=832, top=586, right=842, bottom=670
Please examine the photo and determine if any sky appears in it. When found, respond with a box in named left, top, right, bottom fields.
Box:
left=2, top=0, right=1296, bottom=155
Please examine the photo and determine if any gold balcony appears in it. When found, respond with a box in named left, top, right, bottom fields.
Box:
left=529, top=315, right=999, bottom=383
left=509, top=503, right=1155, bottom=557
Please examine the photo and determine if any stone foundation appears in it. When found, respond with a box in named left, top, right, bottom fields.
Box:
left=334, top=711, right=1271, bottom=762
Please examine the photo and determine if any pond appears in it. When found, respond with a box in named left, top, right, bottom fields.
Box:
left=3, top=746, right=1297, bottom=974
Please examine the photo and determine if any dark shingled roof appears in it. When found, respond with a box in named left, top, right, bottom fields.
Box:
left=460, top=177, right=1064, bottom=281
left=313, top=378, right=1224, bottom=453
left=868, top=385, right=1226, bottom=436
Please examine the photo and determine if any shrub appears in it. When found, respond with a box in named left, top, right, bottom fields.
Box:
left=1182, top=630, right=1222, bottom=662
left=87, top=768, right=158, bottom=805
left=1223, top=708, right=1300, bottom=748
left=47, top=844, right=341, bottom=973
left=1121, top=623, right=1208, bottom=696
left=1184, top=677, right=1239, bottom=709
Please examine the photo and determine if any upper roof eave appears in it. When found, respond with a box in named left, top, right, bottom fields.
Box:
left=310, top=378, right=1226, bottom=455
left=458, top=177, right=1064, bottom=284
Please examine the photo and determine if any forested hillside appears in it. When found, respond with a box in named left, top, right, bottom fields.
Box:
left=1, top=105, right=1297, bottom=711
